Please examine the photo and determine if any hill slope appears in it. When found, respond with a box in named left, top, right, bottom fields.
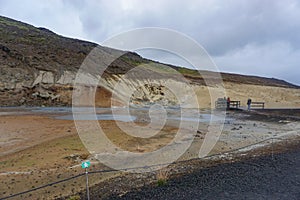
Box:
left=0, top=15, right=299, bottom=108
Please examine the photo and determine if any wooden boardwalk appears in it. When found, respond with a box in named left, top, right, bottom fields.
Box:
left=215, top=98, right=265, bottom=110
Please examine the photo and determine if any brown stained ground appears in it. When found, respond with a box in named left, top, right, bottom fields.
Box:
left=0, top=109, right=299, bottom=199
left=0, top=112, right=182, bottom=199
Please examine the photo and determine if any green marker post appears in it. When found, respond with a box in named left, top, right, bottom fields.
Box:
left=81, top=160, right=91, bottom=200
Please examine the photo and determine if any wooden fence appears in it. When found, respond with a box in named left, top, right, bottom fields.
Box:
left=230, top=101, right=241, bottom=109
left=215, top=99, right=241, bottom=109
left=251, top=102, right=265, bottom=109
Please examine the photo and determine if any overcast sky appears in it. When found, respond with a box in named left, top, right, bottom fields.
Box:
left=1, top=0, right=300, bottom=85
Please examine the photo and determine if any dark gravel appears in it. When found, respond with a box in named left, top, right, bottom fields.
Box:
left=239, top=109, right=300, bottom=122
left=107, top=145, right=300, bottom=200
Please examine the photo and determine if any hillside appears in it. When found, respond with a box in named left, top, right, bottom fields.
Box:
left=0, top=15, right=299, bottom=108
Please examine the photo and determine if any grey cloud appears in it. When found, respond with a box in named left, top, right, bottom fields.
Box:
left=0, top=0, right=299, bottom=84
left=214, top=41, right=300, bottom=85
left=74, top=0, right=300, bottom=56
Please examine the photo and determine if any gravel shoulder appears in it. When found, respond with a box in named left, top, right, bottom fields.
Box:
left=107, top=141, right=300, bottom=200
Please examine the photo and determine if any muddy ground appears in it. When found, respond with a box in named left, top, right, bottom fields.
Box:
left=0, top=108, right=299, bottom=199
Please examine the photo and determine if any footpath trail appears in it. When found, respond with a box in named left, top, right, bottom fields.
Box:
left=107, top=143, right=300, bottom=200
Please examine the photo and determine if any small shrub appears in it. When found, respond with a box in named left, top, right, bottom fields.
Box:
left=67, top=195, right=81, bottom=200
left=156, top=169, right=169, bottom=186
left=157, top=178, right=167, bottom=186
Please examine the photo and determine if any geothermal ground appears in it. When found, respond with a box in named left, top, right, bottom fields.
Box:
left=0, top=107, right=299, bottom=199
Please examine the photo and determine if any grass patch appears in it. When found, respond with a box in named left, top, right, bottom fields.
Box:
left=120, top=55, right=145, bottom=66
left=67, top=195, right=81, bottom=200
left=176, top=67, right=201, bottom=77
left=156, top=169, right=170, bottom=186
left=137, top=62, right=179, bottom=75
left=0, top=17, right=30, bottom=31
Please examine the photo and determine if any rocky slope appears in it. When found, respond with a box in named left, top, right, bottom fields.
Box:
left=0, top=15, right=299, bottom=108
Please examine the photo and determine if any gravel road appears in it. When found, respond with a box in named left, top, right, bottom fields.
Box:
left=107, top=144, right=300, bottom=200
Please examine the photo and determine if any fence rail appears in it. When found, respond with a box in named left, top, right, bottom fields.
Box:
left=230, top=101, right=241, bottom=109
left=215, top=99, right=227, bottom=109
left=215, top=99, right=241, bottom=109
left=251, top=102, right=265, bottom=109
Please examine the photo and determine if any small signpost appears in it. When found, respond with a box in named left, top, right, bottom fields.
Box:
left=82, top=160, right=91, bottom=200
left=81, top=160, right=91, bottom=169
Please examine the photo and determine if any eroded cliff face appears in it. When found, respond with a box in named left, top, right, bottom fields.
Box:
left=1, top=66, right=300, bottom=108
left=1, top=15, right=299, bottom=108
left=0, top=68, right=68, bottom=106
left=0, top=67, right=115, bottom=107
left=0, top=66, right=192, bottom=107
